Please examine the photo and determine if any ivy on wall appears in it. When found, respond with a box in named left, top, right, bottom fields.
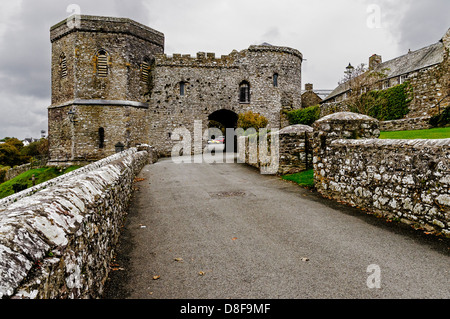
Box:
left=353, top=82, right=413, bottom=121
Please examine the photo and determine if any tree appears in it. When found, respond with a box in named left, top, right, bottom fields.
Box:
left=237, top=111, right=268, bottom=131
left=338, top=63, right=390, bottom=116
left=0, top=143, right=21, bottom=167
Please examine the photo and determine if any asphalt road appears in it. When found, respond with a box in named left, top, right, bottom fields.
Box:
left=103, top=154, right=449, bottom=299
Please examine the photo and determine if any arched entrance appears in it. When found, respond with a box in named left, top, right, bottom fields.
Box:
left=208, top=109, right=239, bottom=152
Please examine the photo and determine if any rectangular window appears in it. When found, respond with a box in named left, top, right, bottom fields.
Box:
left=98, top=127, right=105, bottom=149
left=180, top=82, right=185, bottom=96
left=400, top=74, right=408, bottom=84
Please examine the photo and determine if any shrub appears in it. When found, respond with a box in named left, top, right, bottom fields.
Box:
left=429, top=105, right=450, bottom=127
left=0, top=168, right=7, bottom=184
left=12, top=182, right=27, bottom=193
left=286, top=105, right=320, bottom=126
left=352, top=82, right=412, bottom=121
left=237, top=111, right=268, bottom=130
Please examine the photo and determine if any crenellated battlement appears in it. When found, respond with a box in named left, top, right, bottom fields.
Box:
left=155, top=50, right=240, bottom=68
left=155, top=44, right=303, bottom=69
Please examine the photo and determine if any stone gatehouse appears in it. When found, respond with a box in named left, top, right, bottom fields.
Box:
left=48, top=15, right=303, bottom=164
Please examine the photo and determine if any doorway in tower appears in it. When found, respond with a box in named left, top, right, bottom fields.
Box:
left=207, top=109, right=239, bottom=152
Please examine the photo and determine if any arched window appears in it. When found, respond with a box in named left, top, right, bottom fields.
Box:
left=273, top=73, right=279, bottom=87
left=98, top=127, right=105, bottom=149
left=239, top=81, right=250, bottom=103
left=60, top=53, right=68, bottom=78
left=97, top=50, right=108, bottom=77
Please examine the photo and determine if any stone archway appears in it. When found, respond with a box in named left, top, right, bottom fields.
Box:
left=208, top=109, right=239, bottom=152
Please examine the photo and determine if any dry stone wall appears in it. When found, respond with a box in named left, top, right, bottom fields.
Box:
left=379, top=116, right=432, bottom=132
left=238, top=124, right=313, bottom=175
left=312, top=112, right=450, bottom=237
left=0, top=146, right=154, bottom=299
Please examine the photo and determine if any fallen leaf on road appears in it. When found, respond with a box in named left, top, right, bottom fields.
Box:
left=198, top=271, right=205, bottom=276
left=134, top=178, right=146, bottom=183
left=301, top=257, right=310, bottom=262
left=232, top=237, right=238, bottom=241
left=152, top=275, right=161, bottom=280
left=174, top=257, right=184, bottom=262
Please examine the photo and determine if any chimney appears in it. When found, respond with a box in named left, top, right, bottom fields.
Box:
left=305, top=83, right=314, bottom=91
left=369, top=54, right=382, bottom=70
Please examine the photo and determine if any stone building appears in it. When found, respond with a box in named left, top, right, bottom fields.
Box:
left=301, top=83, right=323, bottom=108
left=321, top=27, right=450, bottom=119
left=48, top=15, right=303, bottom=164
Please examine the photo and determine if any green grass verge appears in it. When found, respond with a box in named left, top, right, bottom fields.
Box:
left=379, top=126, right=450, bottom=139
left=282, top=169, right=315, bottom=188
left=0, top=166, right=80, bottom=200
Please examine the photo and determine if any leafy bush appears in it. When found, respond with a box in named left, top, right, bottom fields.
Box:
left=286, top=105, right=320, bottom=126
left=429, top=105, right=450, bottom=127
left=12, top=182, right=27, bottom=193
left=0, top=168, right=7, bottom=184
left=353, top=82, right=412, bottom=121
left=237, top=111, right=268, bottom=130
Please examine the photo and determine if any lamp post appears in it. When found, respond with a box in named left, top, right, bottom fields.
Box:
left=345, top=63, right=354, bottom=80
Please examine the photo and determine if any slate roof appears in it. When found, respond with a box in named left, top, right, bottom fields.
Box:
left=322, top=40, right=446, bottom=103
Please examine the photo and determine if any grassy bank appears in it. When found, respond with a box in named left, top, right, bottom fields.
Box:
left=0, top=166, right=80, bottom=200
left=379, top=126, right=450, bottom=139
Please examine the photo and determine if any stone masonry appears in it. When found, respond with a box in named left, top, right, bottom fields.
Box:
left=312, top=112, right=450, bottom=237
left=0, top=147, right=154, bottom=299
left=48, top=15, right=303, bottom=163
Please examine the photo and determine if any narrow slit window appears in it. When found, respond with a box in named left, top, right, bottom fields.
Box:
left=98, top=127, right=105, bottom=149
left=141, top=60, right=150, bottom=82
left=273, top=73, right=278, bottom=87
left=97, top=50, right=108, bottom=77
left=239, top=81, right=250, bottom=103
left=60, top=53, right=68, bottom=78
left=180, top=81, right=186, bottom=96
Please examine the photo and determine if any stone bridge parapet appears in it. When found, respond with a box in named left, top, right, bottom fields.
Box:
left=0, top=146, right=155, bottom=299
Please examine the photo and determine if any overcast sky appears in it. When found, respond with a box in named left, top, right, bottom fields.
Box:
left=0, top=0, right=449, bottom=139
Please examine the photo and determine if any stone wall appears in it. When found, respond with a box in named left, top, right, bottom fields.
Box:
left=48, top=103, right=150, bottom=164
left=379, top=116, right=432, bottom=132
left=150, top=45, right=303, bottom=156
left=238, top=124, right=313, bottom=175
left=405, top=62, right=450, bottom=118
left=0, top=146, right=154, bottom=299
left=319, top=101, right=351, bottom=118
left=312, top=112, right=450, bottom=237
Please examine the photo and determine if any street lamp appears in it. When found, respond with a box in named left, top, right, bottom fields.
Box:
left=345, top=63, right=354, bottom=78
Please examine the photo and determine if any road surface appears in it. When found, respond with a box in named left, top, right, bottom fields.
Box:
left=104, top=154, right=449, bottom=299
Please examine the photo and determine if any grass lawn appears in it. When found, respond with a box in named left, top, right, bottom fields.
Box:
left=0, top=166, right=80, bottom=200
left=379, top=126, right=450, bottom=139
left=281, top=169, right=314, bottom=188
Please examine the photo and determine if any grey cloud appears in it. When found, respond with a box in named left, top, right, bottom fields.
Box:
left=397, top=1, right=450, bottom=51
